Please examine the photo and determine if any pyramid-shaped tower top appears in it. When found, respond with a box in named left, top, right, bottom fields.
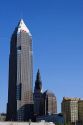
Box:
left=37, top=69, right=41, bottom=80
left=17, top=19, right=32, bottom=36
left=34, top=69, right=42, bottom=93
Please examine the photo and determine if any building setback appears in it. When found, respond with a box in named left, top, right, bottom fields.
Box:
left=7, top=19, right=33, bottom=121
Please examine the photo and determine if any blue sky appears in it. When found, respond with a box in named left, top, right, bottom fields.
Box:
left=0, top=0, right=83, bottom=113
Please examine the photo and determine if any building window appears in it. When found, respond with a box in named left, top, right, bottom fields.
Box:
left=17, top=46, right=21, bottom=50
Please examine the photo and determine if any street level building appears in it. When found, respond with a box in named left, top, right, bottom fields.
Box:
left=0, top=113, right=6, bottom=121
left=36, top=113, right=64, bottom=125
left=7, top=19, right=33, bottom=121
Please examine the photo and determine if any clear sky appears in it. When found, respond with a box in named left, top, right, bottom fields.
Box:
left=0, top=0, right=83, bottom=113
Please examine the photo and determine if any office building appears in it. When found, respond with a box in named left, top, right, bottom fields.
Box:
left=43, top=90, right=57, bottom=115
left=78, top=100, right=83, bottom=125
left=7, top=19, right=33, bottom=121
left=61, top=97, right=80, bottom=124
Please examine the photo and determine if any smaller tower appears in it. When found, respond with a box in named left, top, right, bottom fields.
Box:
left=34, top=69, right=44, bottom=116
left=34, top=69, right=42, bottom=93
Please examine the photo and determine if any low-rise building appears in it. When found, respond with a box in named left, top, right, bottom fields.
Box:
left=36, top=113, right=64, bottom=125
left=78, top=100, right=83, bottom=125
left=61, top=97, right=80, bottom=124
left=0, top=113, right=6, bottom=121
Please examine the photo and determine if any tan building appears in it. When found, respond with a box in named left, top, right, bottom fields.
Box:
left=61, top=97, right=80, bottom=124
left=78, top=100, right=83, bottom=124
left=43, top=90, right=57, bottom=115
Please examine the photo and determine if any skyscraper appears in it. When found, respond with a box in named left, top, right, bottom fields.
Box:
left=7, top=19, right=33, bottom=121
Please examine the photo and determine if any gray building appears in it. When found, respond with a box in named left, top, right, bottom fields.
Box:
left=7, top=19, right=33, bottom=121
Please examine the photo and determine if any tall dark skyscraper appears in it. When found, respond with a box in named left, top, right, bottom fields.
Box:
left=7, top=19, right=33, bottom=121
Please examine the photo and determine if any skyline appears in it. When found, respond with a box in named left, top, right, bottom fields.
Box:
left=0, top=0, right=83, bottom=113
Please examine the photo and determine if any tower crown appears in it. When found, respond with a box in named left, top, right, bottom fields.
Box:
left=17, top=19, right=31, bottom=36
left=37, top=69, right=41, bottom=80
left=34, top=69, right=42, bottom=93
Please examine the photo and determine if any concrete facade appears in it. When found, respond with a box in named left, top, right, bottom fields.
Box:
left=61, top=97, right=80, bottom=124
left=62, top=97, right=83, bottom=125
left=78, top=100, right=83, bottom=125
